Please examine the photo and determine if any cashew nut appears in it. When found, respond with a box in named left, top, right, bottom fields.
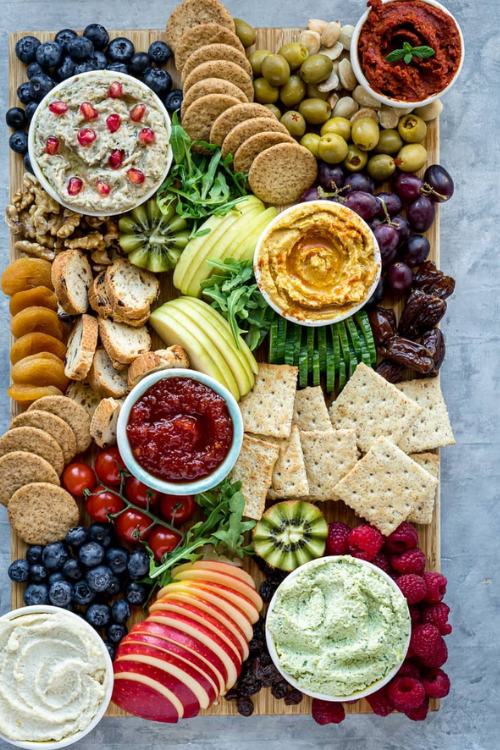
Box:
left=299, top=30, right=321, bottom=55
left=338, top=58, right=357, bottom=90
left=353, top=85, right=382, bottom=108
left=350, top=107, right=379, bottom=124
left=339, top=24, right=355, bottom=50
left=307, top=19, right=327, bottom=34
left=333, top=96, right=359, bottom=119
left=414, top=99, right=443, bottom=121
left=318, top=69, right=340, bottom=92
left=320, top=21, right=341, bottom=48
left=378, top=106, right=400, bottom=129
left=319, top=41, right=343, bottom=60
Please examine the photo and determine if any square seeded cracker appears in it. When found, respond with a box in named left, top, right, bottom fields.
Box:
left=333, top=437, right=439, bottom=536
left=397, top=378, right=455, bottom=453
left=408, top=452, right=440, bottom=524
left=300, top=429, right=358, bottom=501
left=230, top=435, right=280, bottom=520
left=239, top=364, right=298, bottom=439
left=328, top=363, right=422, bottom=453
left=267, top=426, right=309, bottom=500
left=293, top=386, right=332, bottom=432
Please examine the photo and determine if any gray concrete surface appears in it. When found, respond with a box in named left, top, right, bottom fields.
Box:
left=0, top=1, right=498, bottom=748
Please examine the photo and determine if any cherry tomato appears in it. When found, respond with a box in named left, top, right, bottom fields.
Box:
left=86, top=485, right=125, bottom=523
left=115, top=508, right=152, bottom=545
left=159, top=494, right=195, bottom=526
left=148, top=525, right=182, bottom=561
left=94, top=447, right=126, bottom=487
left=62, top=462, right=96, bottom=498
left=125, top=477, right=159, bottom=510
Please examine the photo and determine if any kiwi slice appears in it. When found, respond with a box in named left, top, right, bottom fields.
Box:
left=252, top=500, right=328, bottom=572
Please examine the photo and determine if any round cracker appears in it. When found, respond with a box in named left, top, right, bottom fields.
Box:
left=11, top=410, right=77, bottom=464
left=234, top=131, right=295, bottom=174
left=182, top=43, right=252, bottom=83
left=175, top=23, right=245, bottom=71
left=221, top=116, right=289, bottom=159
left=9, top=482, right=79, bottom=545
left=248, top=142, right=318, bottom=205
left=182, top=94, right=242, bottom=143
left=28, top=395, right=91, bottom=453
left=166, top=0, right=235, bottom=51
left=0, top=427, right=64, bottom=475
left=0, top=451, right=59, bottom=507
left=210, top=103, right=276, bottom=146
left=183, top=61, right=254, bottom=102
left=181, top=79, right=247, bottom=119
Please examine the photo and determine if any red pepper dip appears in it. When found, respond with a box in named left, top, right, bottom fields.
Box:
left=358, top=0, right=462, bottom=102
left=126, top=377, right=233, bottom=482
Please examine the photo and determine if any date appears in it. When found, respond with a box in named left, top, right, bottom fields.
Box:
left=381, top=336, right=435, bottom=374
left=398, top=289, right=447, bottom=339
left=368, top=307, right=397, bottom=346
left=413, top=261, right=455, bottom=299
left=421, top=328, right=446, bottom=376
left=376, top=359, right=405, bottom=383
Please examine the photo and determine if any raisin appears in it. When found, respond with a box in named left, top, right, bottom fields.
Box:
left=376, top=359, right=405, bottom=383
left=237, top=673, right=262, bottom=697
left=259, top=579, right=277, bottom=603
left=382, top=336, right=434, bottom=374
left=271, top=681, right=290, bottom=700
left=398, top=290, right=447, bottom=339
left=413, top=261, right=455, bottom=299
left=225, top=687, right=239, bottom=701
left=237, top=697, right=254, bottom=717
left=254, top=658, right=282, bottom=686
left=368, top=307, right=397, bottom=346
left=284, top=688, right=304, bottom=705
left=421, top=328, right=446, bottom=376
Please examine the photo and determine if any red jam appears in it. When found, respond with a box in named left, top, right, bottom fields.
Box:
left=126, top=377, right=233, bottom=483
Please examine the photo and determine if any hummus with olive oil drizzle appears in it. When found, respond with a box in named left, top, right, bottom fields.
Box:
left=255, top=201, right=379, bottom=323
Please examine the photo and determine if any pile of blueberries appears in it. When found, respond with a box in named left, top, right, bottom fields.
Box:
left=6, top=23, right=183, bottom=171
left=8, top=522, right=152, bottom=658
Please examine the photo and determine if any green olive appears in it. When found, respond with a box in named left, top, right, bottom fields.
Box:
left=351, top=117, right=380, bottom=151
left=375, top=128, right=403, bottom=155
left=320, top=116, right=351, bottom=140
left=367, top=154, right=396, bottom=181
left=248, top=49, right=272, bottom=76
left=300, top=132, right=321, bottom=158
left=281, top=110, right=306, bottom=137
left=298, top=98, right=331, bottom=125
left=264, top=103, right=282, bottom=119
left=306, top=83, right=329, bottom=101
left=278, top=42, right=309, bottom=70
left=398, top=114, right=428, bottom=143
left=396, top=143, right=428, bottom=172
left=253, top=77, right=280, bottom=104
left=343, top=145, right=368, bottom=172
left=318, top=133, right=349, bottom=164
left=280, top=75, right=306, bottom=108
left=261, top=54, right=291, bottom=87
left=234, top=18, right=257, bottom=48
left=299, top=54, right=333, bottom=84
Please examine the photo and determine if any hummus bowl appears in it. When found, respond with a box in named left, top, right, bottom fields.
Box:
left=28, top=70, right=173, bottom=217
left=0, top=605, right=113, bottom=749
left=265, top=556, right=411, bottom=702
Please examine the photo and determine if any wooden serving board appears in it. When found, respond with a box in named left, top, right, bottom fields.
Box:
left=8, top=27, right=440, bottom=716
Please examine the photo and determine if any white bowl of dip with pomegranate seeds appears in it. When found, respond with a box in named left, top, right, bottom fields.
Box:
left=29, top=70, right=172, bottom=217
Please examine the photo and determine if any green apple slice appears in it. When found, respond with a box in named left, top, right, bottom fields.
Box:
left=233, top=206, right=279, bottom=263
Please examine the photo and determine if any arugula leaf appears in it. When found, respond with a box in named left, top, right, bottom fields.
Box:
left=385, top=43, right=435, bottom=64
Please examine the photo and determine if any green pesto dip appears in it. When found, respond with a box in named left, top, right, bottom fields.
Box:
left=267, top=556, right=410, bottom=698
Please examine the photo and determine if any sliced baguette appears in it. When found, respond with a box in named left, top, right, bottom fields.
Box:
left=64, top=314, right=99, bottom=381
left=51, top=249, right=93, bottom=314
left=88, top=272, right=112, bottom=318
left=65, top=381, right=102, bottom=417
left=88, top=348, right=129, bottom=398
left=98, top=318, right=151, bottom=365
left=128, top=346, right=190, bottom=388
left=90, top=397, right=123, bottom=447
left=105, top=259, right=159, bottom=319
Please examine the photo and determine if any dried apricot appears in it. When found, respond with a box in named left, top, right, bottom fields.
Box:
left=11, top=307, right=65, bottom=341
left=11, top=354, right=69, bottom=391
left=1, top=258, right=53, bottom=296
left=10, top=286, right=58, bottom=316
left=8, top=384, right=64, bottom=404
left=10, top=333, right=67, bottom=365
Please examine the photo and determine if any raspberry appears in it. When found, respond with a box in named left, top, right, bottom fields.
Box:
left=366, top=687, right=393, bottom=716
left=390, top=548, right=426, bottom=575
left=405, top=697, right=429, bottom=721
left=387, top=676, right=426, bottom=711
left=410, top=624, right=448, bottom=668
left=372, top=551, right=391, bottom=573
left=409, top=605, right=423, bottom=625
left=385, top=522, right=419, bottom=553
left=397, top=574, right=427, bottom=604
left=311, top=699, right=345, bottom=725
left=325, top=522, right=350, bottom=555
left=347, top=524, right=384, bottom=561
left=397, top=660, right=421, bottom=679
left=421, top=668, right=450, bottom=698
left=423, top=572, right=447, bottom=603
left=422, top=602, right=452, bottom=635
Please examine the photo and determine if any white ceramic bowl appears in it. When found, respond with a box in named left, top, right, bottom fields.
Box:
left=265, top=556, right=411, bottom=702
left=28, top=70, right=173, bottom=217
left=350, top=0, right=465, bottom=109
left=254, top=200, right=381, bottom=327
left=117, top=368, right=244, bottom=496
left=0, top=605, right=113, bottom=750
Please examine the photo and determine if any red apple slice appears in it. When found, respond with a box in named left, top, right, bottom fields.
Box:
left=112, top=672, right=181, bottom=722
left=172, top=561, right=257, bottom=589
left=171, top=568, right=263, bottom=609
left=114, top=658, right=200, bottom=718
left=158, top=580, right=260, bottom=623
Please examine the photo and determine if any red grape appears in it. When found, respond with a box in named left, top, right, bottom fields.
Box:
left=376, top=192, right=402, bottom=217
left=423, top=164, right=454, bottom=202
left=393, top=172, right=423, bottom=202
left=386, top=262, right=413, bottom=294
left=318, top=162, right=345, bottom=191
left=344, top=173, right=374, bottom=194
left=407, top=195, right=435, bottom=232
left=392, top=215, right=410, bottom=246
left=344, top=191, right=379, bottom=222
left=374, top=224, right=399, bottom=267
left=300, top=186, right=319, bottom=202
left=400, top=234, right=431, bottom=266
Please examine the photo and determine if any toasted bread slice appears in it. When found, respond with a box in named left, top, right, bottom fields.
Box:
left=105, top=259, right=159, bottom=320
left=90, top=397, right=123, bottom=448
left=88, top=348, right=129, bottom=398
left=98, top=318, right=151, bottom=365
left=88, top=271, right=112, bottom=318
left=51, top=249, right=93, bottom=314
left=128, top=346, right=190, bottom=388
left=64, top=314, right=99, bottom=381
left=65, top=381, right=101, bottom=418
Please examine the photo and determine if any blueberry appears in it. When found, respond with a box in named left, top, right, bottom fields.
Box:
left=106, top=63, right=129, bottom=74
left=111, top=598, right=131, bottom=624
left=128, top=52, right=150, bottom=77
left=27, top=62, right=44, bottom=79
left=79, top=541, right=105, bottom=568
left=65, top=526, right=88, bottom=548
left=106, top=547, right=129, bottom=575
left=31, top=73, right=55, bottom=101
left=54, top=29, right=78, bottom=52
left=127, top=549, right=149, bottom=580
left=126, top=581, right=148, bottom=606
left=107, top=623, right=127, bottom=644
left=143, top=67, right=172, bottom=97
left=72, top=580, right=95, bottom=606
left=24, top=583, right=49, bottom=606
left=23, top=152, right=34, bottom=174
left=164, top=89, right=183, bottom=114
left=26, top=545, right=44, bottom=564
left=49, top=571, right=65, bottom=585
left=49, top=579, right=73, bottom=607
left=6, top=107, right=26, bottom=129
left=36, top=41, right=63, bottom=69
left=15, top=36, right=41, bottom=64
left=103, top=640, right=116, bottom=660
left=8, top=559, right=30, bottom=582
left=148, top=41, right=172, bottom=65
left=29, top=563, right=48, bottom=582
left=108, top=575, right=122, bottom=596
left=88, top=523, right=114, bottom=548
left=17, top=82, right=34, bottom=104
left=84, top=24, right=109, bottom=51
left=24, top=101, right=38, bottom=122
left=86, top=603, right=111, bottom=629
left=74, top=62, right=97, bottom=74
left=91, top=50, right=107, bottom=70
left=62, top=559, right=83, bottom=581
left=42, top=542, right=69, bottom=571
left=9, top=131, right=28, bottom=155
left=68, top=36, right=94, bottom=62
left=86, top=565, right=114, bottom=593
left=107, top=37, right=135, bottom=64
left=57, top=56, right=76, bottom=81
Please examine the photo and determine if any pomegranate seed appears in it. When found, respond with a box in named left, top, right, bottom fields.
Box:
left=127, top=168, right=145, bottom=185
left=106, top=113, right=121, bottom=133
left=67, top=177, right=83, bottom=196
left=45, top=136, right=59, bottom=155
left=108, top=149, right=125, bottom=169
left=49, top=100, right=68, bottom=116
left=138, top=127, right=155, bottom=145
left=96, top=180, right=111, bottom=196
left=108, top=81, right=123, bottom=98
left=80, top=101, right=98, bottom=120
left=77, top=128, right=97, bottom=147
left=130, top=103, right=146, bottom=122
